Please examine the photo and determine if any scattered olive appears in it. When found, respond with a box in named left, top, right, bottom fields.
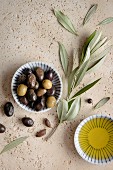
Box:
left=27, top=89, right=37, bottom=102
left=22, top=117, right=34, bottom=127
left=17, top=84, right=27, bottom=96
left=87, top=98, right=93, bottom=104
left=44, top=118, right=51, bottom=128
left=27, top=73, right=36, bottom=88
left=42, top=79, right=52, bottom=89
left=0, top=124, right=6, bottom=133
left=36, top=129, right=46, bottom=137
left=47, top=86, right=55, bottom=96
left=18, top=74, right=26, bottom=84
left=19, top=96, right=28, bottom=105
left=46, top=96, right=56, bottom=108
left=35, top=67, right=44, bottom=81
left=45, top=70, right=53, bottom=81
left=37, top=88, right=47, bottom=97
left=4, top=102, right=14, bottom=117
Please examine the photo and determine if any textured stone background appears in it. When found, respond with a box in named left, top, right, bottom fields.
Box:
left=0, top=0, right=113, bottom=169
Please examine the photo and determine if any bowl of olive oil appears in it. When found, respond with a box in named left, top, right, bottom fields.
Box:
left=74, top=114, right=113, bottom=164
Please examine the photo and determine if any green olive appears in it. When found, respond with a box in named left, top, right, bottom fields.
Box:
left=46, top=96, right=56, bottom=108
left=17, top=84, right=27, bottom=96
left=37, top=88, right=47, bottom=97
left=42, top=79, right=52, bottom=89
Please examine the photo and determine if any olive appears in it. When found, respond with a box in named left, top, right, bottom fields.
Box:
left=17, top=74, right=26, bottom=84
left=34, top=81, right=39, bottom=90
left=35, top=103, right=44, bottom=111
left=42, top=79, right=52, bottom=89
left=45, top=70, right=53, bottom=81
left=19, top=96, right=28, bottom=105
left=47, top=86, right=55, bottom=96
left=37, top=88, right=47, bottom=97
left=46, top=96, right=56, bottom=108
left=0, top=124, right=6, bottom=133
left=27, top=89, right=37, bottom=102
left=29, top=102, right=35, bottom=109
left=17, top=84, right=27, bottom=96
left=4, top=102, right=14, bottom=117
left=35, top=67, right=44, bottom=81
left=22, top=117, right=34, bottom=127
left=27, top=73, right=36, bottom=88
left=40, top=96, right=46, bottom=107
left=23, top=68, right=32, bottom=75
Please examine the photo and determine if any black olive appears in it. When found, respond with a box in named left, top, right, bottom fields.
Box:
left=4, top=102, right=14, bottom=117
left=27, top=89, right=37, bottom=102
left=19, top=96, right=28, bottom=105
left=40, top=96, right=46, bottom=107
left=23, top=68, right=32, bottom=75
left=29, top=102, right=35, bottom=109
left=17, top=74, right=26, bottom=84
left=0, top=124, right=6, bottom=133
left=35, top=103, right=44, bottom=111
left=46, top=86, right=55, bottom=96
left=35, top=67, right=44, bottom=81
left=45, top=70, right=53, bottom=81
left=22, top=117, right=34, bottom=127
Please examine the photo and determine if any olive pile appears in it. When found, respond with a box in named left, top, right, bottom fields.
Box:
left=17, top=67, right=57, bottom=111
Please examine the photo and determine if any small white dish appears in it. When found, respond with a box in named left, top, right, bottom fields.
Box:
left=11, top=61, right=62, bottom=113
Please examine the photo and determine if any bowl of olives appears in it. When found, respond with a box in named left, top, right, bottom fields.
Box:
left=11, top=62, right=62, bottom=113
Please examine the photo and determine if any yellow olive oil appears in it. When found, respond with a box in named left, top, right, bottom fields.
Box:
left=79, top=118, right=113, bottom=160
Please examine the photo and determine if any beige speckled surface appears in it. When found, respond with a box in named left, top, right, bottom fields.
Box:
left=0, top=0, right=113, bottom=170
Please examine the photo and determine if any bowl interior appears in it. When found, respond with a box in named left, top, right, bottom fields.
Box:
left=74, top=115, right=113, bottom=164
left=11, top=62, right=62, bottom=113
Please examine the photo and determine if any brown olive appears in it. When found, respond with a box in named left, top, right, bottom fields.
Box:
left=4, top=102, right=14, bottom=117
left=35, top=67, right=44, bottom=81
left=27, top=73, right=36, bottom=88
left=46, top=96, right=56, bottom=108
left=36, top=129, right=46, bottom=137
left=19, top=96, right=28, bottom=105
left=34, top=81, right=39, bottom=90
left=22, top=117, right=34, bottom=127
left=17, top=84, right=27, bottom=96
left=27, top=89, right=37, bottom=102
left=45, top=70, right=53, bottom=81
left=0, top=124, right=6, bottom=133
left=40, top=96, right=46, bottom=107
left=37, top=88, right=47, bottom=97
left=42, top=79, right=52, bottom=89
left=35, top=103, right=44, bottom=111
left=24, top=68, right=32, bottom=75
left=47, top=86, right=55, bottom=96
left=17, top=74, right=26, bottom=84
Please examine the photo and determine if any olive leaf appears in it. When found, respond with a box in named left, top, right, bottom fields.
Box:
left=98, top=17, right=113, bottom=25
left=72, top=49, right=78, bottom=71
left=58, top=42, right=68, bottom=75
left=82, top=46, right=90, bottom=63
left=94, top=97, right=110, bottom=109
left=54, top=9, right=78, bottom=35
left=80, top=31, right=96, bottom=64
left=57, top=99, right=68, bottom=123
left=69, top=78, right=101, bottom=102
left=83, top=4, right=98, bottom=25
left=89, top=31, right=102, bottom=51
left=0, top=136, right=28, bottom=155
left=65, top=97, right=81, bottom=121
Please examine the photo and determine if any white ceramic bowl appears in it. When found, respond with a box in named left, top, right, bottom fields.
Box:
left=74, top=114, right=113, bottom=164
left=11, top=61, right=62, bottom=113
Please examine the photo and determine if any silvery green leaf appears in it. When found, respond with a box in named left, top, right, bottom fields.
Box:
left=54, top=9, right=78, bottom=35
left=83, top=4, right=98, bottom=25
left=91, top=46, right=112, bottom=63
left=65, top=97, right=81, bottom=121
left=98, top=17, right=113, bottom=25
left=89, top=31, right=102, bottom=50
left=91, top=37, right=108, bottom=54
left=74, top=60, right=89, bottom=87
left=94, top=97, right=110, bottom=109
left=68, top=67, right=78, bottom=95
left=83, top=46, right=90, bottom=63
left=80, top=31, right=96, bottom=64
left=69, top=78, right=101, bottom=101
left=57, top=99, right=68, bottom=123
left=0, top=136, right=28, bottom=155
left=58, top=42, right=68, bottom=75
left=72, top=49, right=78, bottom=70
left=87, top=56, right=106, bottom=73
